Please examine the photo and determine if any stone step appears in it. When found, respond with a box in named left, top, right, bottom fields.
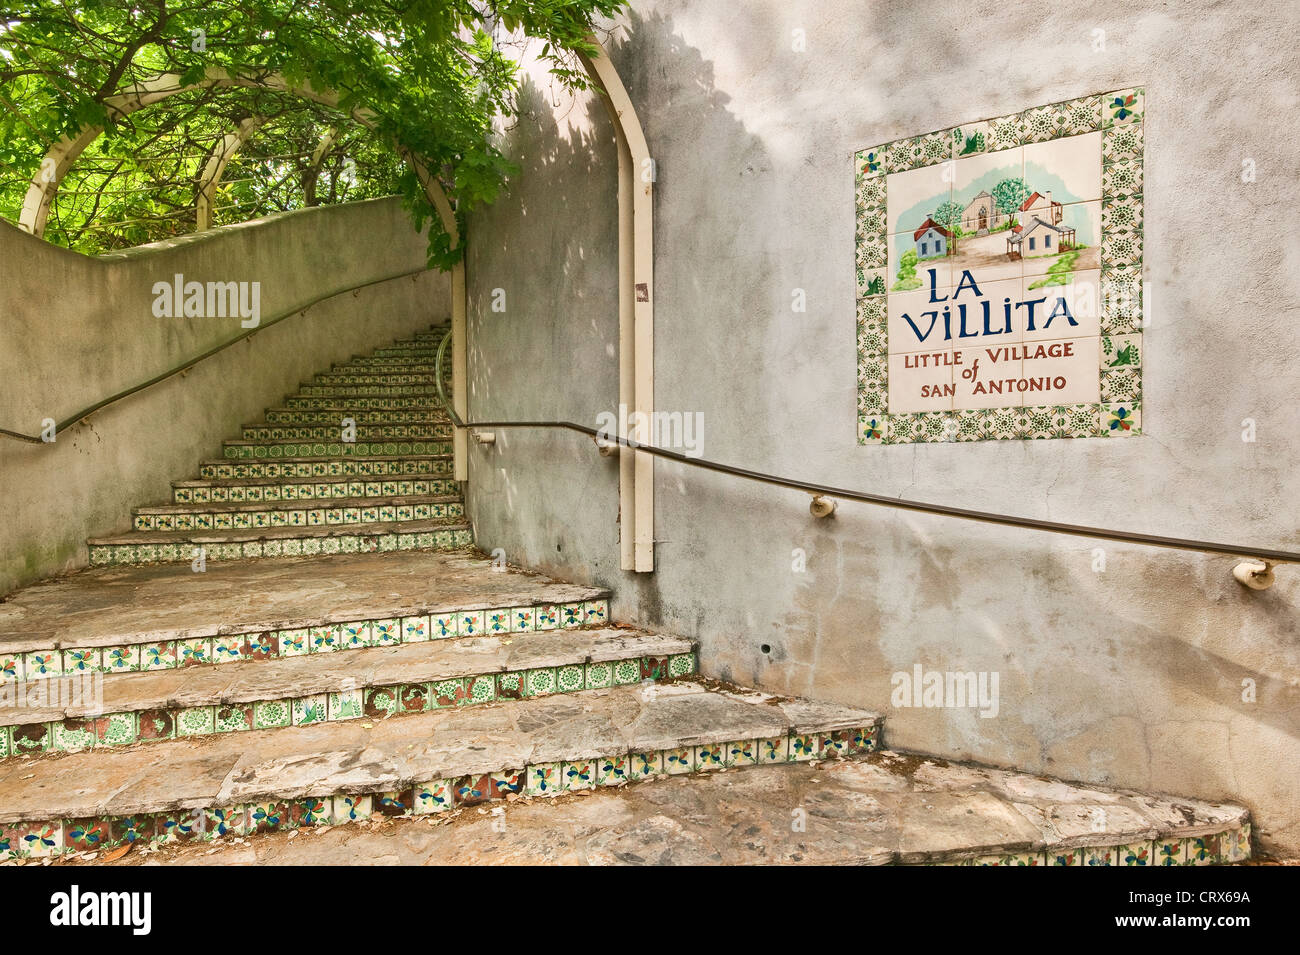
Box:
left=263, top=409, right=450, bottom=425
left=87, top=518, right=473, bottom=567
left=220, top=438, right=452, bottom=459
left=172, top=475, right=459, bottom=505
left=197, top=454, right=453, bottom=481
left=131, top=494, right=463, bottom=532
left=239, top=423, right=454, bottom=442
left=0, top=679, right=882, bottom=856
left=351, top=349, right=439, bottom=360
left=282, top=395, right=441, bottom=411
left=125, top=753, right=1253, bottom=867
left=1, top=549, right=606, bottom=666
left=0, top=627, right=691, bottom=762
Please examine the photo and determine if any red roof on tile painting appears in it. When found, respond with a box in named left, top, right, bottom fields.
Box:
left=913, top=217, right=952, bottom=241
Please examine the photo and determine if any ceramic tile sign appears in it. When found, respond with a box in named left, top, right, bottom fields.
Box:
left=855, top=89, right=1144, bottom=443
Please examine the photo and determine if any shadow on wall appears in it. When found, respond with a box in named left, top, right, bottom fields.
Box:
left=465, top=9, right=771, bottom=600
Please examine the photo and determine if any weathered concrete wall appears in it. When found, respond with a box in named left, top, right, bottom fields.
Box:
left=466, top=0, right=1300, bottom=854
left=0, top=197, right=448, bottom=595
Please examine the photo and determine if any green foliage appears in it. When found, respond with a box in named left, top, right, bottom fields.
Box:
left=991, top=177, right=1030, bottom=218
left=0, top=0, right=626, bottom=260
left=892, top=247, right=920, bottom=291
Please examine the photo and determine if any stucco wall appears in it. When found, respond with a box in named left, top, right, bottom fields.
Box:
left=466, top=1, right=1300, bottom=854
left=0, top=197, right=448, bottom=595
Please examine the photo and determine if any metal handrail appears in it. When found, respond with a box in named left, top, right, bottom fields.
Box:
left=0, top=266, right=434, bottom=444
left=435, top=330, right=1298, bottom=566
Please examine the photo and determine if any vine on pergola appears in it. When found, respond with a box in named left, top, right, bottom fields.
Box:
left=0, top=0, right=625, bottom=262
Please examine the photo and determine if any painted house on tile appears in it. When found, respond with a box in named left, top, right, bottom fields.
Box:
left=1007, top=215, right=1075, bottom=258
left=1019, top=190, right=1063, bottom=226
left=961, top=190, right=1005, bottom=233
left=913, top=216, right=952, bottom=259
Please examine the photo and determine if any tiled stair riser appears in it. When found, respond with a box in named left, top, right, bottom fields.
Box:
left=222, top=440, right=452, bottom=459
left=283, top=397, right=441, bottom=411
left=174, top=478, right=458, bottom=504
left=942, top=826, right=1253, bottom=866
left=1, top=648, right=689, bottom=763
left=240, top=425, right=454, bottom=442
left=132, top=500, right=463, bottom=531
left=88, top=526, right=473, bottom=567
left=197, top=458, right=453, bottom=480
left=0, top=723, right=882, bottom=858
left=296, top=386, right=441, bottom=397
left=311, top=374, right=439, bottom=386
left=1, top=599, right=609, bottom=684
left=263, top=410, right=449, bottom=424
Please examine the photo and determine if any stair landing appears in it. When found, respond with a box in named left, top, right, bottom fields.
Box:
left=70, top=752, right=1251, bottom=867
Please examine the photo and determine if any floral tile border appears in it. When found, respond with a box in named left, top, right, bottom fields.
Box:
left=198, top=457, right=453, bottom=481
left=221, top=439, right=454, bottom=459
left=1, top=636, right=681, bottom=764
left=132, top=499, right=464, bottom=532
left=0, top=598, right=609, bottom=684
left=855, top=87, right=1144, bottom=445
left=0, top=722, right=882, bottom=858
left=240, top=424, right=454, bottom=442
left=174, top=477, right=459, bottom=505
left=88, top=526, right=474, bottom=567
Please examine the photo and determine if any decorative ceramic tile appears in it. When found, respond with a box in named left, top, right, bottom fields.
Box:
left=279, top=628, right=310, bottom=657
left=177, top=638, right=211, bottom=667
left=527, top=668, right=557, bottom=697
left=561, top=759, right=596, bottom=791
left=525, top=763, right=561, bottom=796
left=457, top=611, right=481, bottom=636
left=23, top=650, right=62, bottom=680
left=757, top=736, right=789, bottom=764
left=667, top=652, right=696, bottom=678
left=176, top=706, right=215, bottom=737
left=695, top=743, right=725, bottom=771
left=789, top=734, right=818, bottom=761
left=857, top=89, right=1143, bottom=444
left=414, top=780, right=454, bottom=813
left=663, top=746, right=694, bottom=775
left=253, top=699, right=292, bottom=729
left=213, top=704, right=252, bottom=734
left=560, top=603, right=584, bottom=629
left=328, top=688, right=363, bottom=721
left=497, top=671, right=526, bottom=700
left=1117, top=842, right=1153, bottom=866
left=1224, top=824, right=1251, bottom=862
left=332, top=794, right=371, bottom=825
left=137, top=709, right=175, bottom=741
left=465, top=675, right=496, bottom=705
left=431, top=611, right=457, bottom=638
left=583, top=600, right=609, bottom=627
left=1154, top=836, right=1185, bottom=866
left=596, top=754, right=630, bottom=786
left=62, top=647, right=101, bottom=674
left=1185, top=834, right=1221, bottom=866
left=556, top=664, right=585, bottom=694
left=292, top=694, right=328, bottom=726
left=338, top=621, right=371, bottom=650
left=212, top=635, right=246, bottom=663
left=585, top=662, right=613, bottom=689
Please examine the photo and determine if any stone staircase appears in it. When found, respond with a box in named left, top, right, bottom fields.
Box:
left=0, top=325, right=1254, bottom=865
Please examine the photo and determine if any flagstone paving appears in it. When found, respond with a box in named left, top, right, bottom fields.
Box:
left=48, top=752, right=1250, bottom=867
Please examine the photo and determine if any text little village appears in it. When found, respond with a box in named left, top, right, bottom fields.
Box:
left=900, top=267, right=1087, bottom=400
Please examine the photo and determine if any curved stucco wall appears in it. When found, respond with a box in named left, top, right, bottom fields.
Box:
left=0, top=197, right=449, bottom=594
left=465, top=3, right=1300, bottom=854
